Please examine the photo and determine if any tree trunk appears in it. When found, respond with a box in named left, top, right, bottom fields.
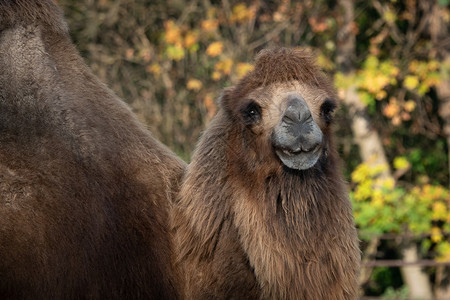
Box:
left=342, top=85, right=390, bottom=170
left=336, top=0, right=434, bottom=298
left=400, top=242, right=433, bottom=300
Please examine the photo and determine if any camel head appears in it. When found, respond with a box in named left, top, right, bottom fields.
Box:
left=220, top=48, right=337, bottom=172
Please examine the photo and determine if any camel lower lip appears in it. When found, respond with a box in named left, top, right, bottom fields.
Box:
left=275, top=146, right=322, bottom=170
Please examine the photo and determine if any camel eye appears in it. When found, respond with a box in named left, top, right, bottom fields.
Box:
left=320, top=98, right=336, bottom=124
left=241, top=101, right=262, bottom=125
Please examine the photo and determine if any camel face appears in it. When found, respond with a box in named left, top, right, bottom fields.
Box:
left=239, top=81, right=334, bottom=171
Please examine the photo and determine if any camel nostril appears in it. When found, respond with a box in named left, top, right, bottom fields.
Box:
left=282, top=114, right=296, bottom=124
left=283, top=98, right=312, bottom=125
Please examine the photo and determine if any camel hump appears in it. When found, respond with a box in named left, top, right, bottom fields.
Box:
left=0, top=0, right=68, bottom=34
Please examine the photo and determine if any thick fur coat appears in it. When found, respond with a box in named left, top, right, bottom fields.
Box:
left=0, top=1, right=185, bottom=299
left=172, top=48, right=360, bottom=299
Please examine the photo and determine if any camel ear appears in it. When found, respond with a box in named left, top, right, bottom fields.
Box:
left=217, top=86, right=234, bottom=111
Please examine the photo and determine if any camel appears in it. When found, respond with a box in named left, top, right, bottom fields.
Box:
left=172, top=48, right=361, bottom=299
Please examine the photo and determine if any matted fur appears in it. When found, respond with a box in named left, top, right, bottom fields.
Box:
left=172, top=48, right=360, bottom=299
left=0, top=1, right=185, bottom=298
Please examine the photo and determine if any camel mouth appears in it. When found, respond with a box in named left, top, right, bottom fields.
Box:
left=275, top=144, right=322, bottom=170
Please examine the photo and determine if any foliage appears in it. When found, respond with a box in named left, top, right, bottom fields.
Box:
left=351, top=159, right=450, bottom=260
left=381, top=286, right=410, bottom=300
left=365, top=266, right=404, bottom=297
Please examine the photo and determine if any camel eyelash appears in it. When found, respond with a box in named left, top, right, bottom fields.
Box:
left=241, top=101, right=262, bottom=125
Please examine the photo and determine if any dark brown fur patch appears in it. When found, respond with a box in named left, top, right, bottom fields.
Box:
left=0, top=0, right=68, bottom=33
left=0, top=1, right=186, bottom=299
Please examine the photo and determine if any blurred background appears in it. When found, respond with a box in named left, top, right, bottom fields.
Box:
left=57, top=0, right=449, bottom=298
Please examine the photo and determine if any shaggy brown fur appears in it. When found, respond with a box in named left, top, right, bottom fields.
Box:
left=172, top=48, right=360, bottom=299
left=0, top=1, right=185, bottom=299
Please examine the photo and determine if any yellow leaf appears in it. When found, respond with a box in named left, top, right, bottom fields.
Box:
left=404, top=100, right=416, bottom=112
left=404, top=75, right=419, bottom=90
left=383, top=100, right=400, bottom=118
left=334, top=72, right=355, bottom=90
left=427, top=60, right=439, bottom=71
left=351, top=163, right=371, bottom=184
left=437, top=241, right=450, bottom=262
left=235, top=62, right=254, bottom=78
left=393, top=156, right=410, bottom=170
left=146, top=63, right=161, bottom=76
left=409, top=60, right=419, bottom=73
left=316, top=53, right=335, bottom=70
left=375, top=90, right=387, bottom=100
left=424, top=76, right=441, bottom=88
left=184, top=31, right=198, bottom=48
left=431, top=227, right=443, bottom=243
left=432, top=201, right=448, bottom=221
left=206, top=42, right=223, bottom=57
left=381, top=178, right=395, bottom=190
left=372, top=196, right=384, bottom=208
left=372, top=75, right=390, bottom=93
left=230, top=3, right=255, bottom=23
left=383, top=10, right=397, bottom=23
left=354, top=181, right=373, bottom=201
left=166, top=44, right=185, bottom=61
left=372, top=189, right=384, bottom=207
left=164, top=20, right=181, bottom=45
left=186, top=79, right=203, bottom=91
left=215, top=58, right=233, bottom=75
left=212, top=71, right=222, bottom=81
left=201, top=19, right=219, bottom=33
